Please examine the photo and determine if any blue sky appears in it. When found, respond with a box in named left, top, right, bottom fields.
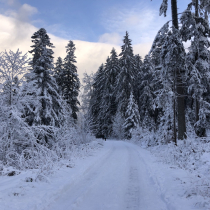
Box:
left=0, top=0, right=191, bottom=78
left=0, top=0, right=190, bottom=43
left=19, top=0, right=163, bottom=41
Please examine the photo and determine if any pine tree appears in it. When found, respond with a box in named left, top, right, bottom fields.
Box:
left=157, top=0, right=187, bottom=141
left=133, top=54, right=143, bottom=104
left=54, top=57, right=64, bottom=95
left=24, top=28, right=62, bottom=146
left=150, top=22, right=186, bottom=143
left=114, top=32, right=138, bottom=138
left=100, top=48, right=119, bottom=138
left=115, top=32, right=136, bottom=116
left=180, top=1, right=210, bottom=136
left=123, top=93, right=140, bottom=139
left=138, top=55, right=156, bottom=130
left=88, top=64, right=106, bottom=136
left=63, top=41, right=80, bottom=120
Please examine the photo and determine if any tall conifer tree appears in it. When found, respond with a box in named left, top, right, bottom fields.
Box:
left=63, top=41, right=80, bottom=120
left=88, top=64, right=106, bottom=136
left=180, top=0, right=210, bottom=136
left=100, top=48, right=119, bottom=137
left=115, top=31, right=138, bottom=138
left=25, top=28, right=62, bottom=146
left=54, top=57, right=64, bottom=95
left=115, top=32, right=136, bottom=115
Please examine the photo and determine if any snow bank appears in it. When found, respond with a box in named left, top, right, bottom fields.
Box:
left=131, top=129, right=210, bottom=209
left=0, top=139, right=104, bottom=210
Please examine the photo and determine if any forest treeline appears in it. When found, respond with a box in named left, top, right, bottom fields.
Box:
left=82, top=0, right=210, bottom=144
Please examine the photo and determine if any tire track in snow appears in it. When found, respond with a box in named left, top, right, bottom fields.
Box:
left=126, top=167, right=140, bottom=210
left=44, top=144, right=116, bottom=210
left=125, top=145, right=140, bottom=210
left=133, top=145, right=176, bottom=210
left=45, top=141, right=172, bottom=210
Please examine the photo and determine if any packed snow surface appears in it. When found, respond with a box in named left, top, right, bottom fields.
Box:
left=0, top=140, right=207, bottom=210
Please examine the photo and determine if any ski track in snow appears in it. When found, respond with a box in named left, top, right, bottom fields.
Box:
left=44, top=141, right=171, bottom=210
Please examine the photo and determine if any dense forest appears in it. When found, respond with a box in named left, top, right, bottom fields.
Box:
left=82, top=0, right=210, bottom=145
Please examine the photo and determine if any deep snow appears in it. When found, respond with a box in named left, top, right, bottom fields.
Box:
left=0, top=140, right=209, bottom=210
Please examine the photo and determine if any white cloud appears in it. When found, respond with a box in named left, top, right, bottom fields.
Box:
left=19, top=4, right=38, bottom=17
left=98, top=32, right=122, bottom=45
left=0, top=0, right=19, bottom=6
left=5, top=3, right=38, bottom=22
left=101, top=3, right=166, bottom=45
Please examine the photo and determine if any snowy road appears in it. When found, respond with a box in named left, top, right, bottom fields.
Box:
left=45, top=141, right=170, bottom=210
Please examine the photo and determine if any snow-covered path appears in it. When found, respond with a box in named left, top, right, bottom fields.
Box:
left=45, top=140, right=169, bottom=210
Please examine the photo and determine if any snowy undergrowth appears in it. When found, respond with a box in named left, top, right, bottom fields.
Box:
left=0, top=135, right=103, bottom=177
left=131, top=127, right=210, bottom=209
left=0, top=139, right=104, bottom=210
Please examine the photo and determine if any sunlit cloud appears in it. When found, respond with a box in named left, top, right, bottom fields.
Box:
left=101, top=3, right=166, bottom=45
left=98, top=32, right=122, bottom=45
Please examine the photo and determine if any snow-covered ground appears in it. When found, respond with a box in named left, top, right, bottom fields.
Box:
left=0, top=140, right=209, bottom=210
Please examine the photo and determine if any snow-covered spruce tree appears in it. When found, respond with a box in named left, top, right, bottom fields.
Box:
left=138, top=55, right=156, bottom=130
left=123, top=93, right=140, bottom=139
left=88, top=64, right=106, bottom=137
left=157, top=0, right=186, bottom=141
left=0, top=49, right=38, bottom=167
left=115, top=32, right=137, bottom=138
left=54, top=57, right=64, bottom=95
left=100, top=48, right=120, bottom=138
left=150, top=23, right=186, bottom=143
left=180, top=1, right=210, bottom=137
left=24, top=28, right=62, bottom=147
left=63, top=40, right=80, bottom=120
left=133, top=54, right=143, bottom=105
left=97, top=57, right=111, bottom=138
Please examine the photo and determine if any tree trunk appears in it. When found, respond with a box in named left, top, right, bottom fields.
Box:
left=171, top=0, right=179, bottom=28
left=194, top=0, right=199, bottom=125
left=173, top=67, right=177, bottom=145
left=195, top=98, right=199, bottom=122
left=171, top=0, right=187, bottom=140
left=195, top=0, right=198, bottom=17
left=194, top=0, right=206, bottom=137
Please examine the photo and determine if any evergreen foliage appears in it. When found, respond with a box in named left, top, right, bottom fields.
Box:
left=150, top=23, right=186, bottom=142
left=123, top=93, right=140, bottom=139
left=63, top=40, right=80, bottom=120
left=115, top=32, right=137, bottom=117
left=100, top=48, right=119, bottom=137
left=54, top=57, right=64, bottom=95
left=180, top=1, right=210, bottom=136
left=24, top=28, right=62, bottom=146
left=138, top=55, right=156, bottom=130
left=88, top=64, right=106, bottom=136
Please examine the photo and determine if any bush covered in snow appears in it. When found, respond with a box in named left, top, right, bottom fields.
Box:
left=131, top=127, right=210, bottom=202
